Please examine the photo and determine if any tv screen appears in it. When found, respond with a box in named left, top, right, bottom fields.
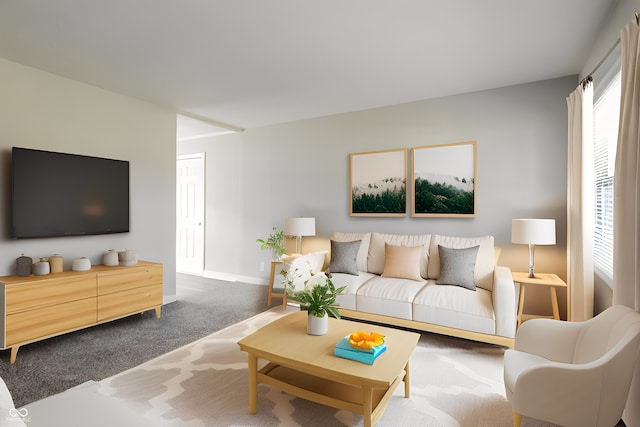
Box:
left=11, top=147, right=130, bottom=239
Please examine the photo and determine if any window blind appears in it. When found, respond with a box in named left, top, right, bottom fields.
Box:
left=592, top=72, right=620, bottom=281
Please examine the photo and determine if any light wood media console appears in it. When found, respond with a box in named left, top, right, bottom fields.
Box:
left=0, top=260, right=163, bottom=364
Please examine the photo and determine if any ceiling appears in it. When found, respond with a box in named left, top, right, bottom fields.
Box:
left=0, top=1, right=616, bottom=137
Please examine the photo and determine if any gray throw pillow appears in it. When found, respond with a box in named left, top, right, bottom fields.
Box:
left=328, top=240, right=361, bottom=275
left=436, top=245, right=479, bottom=291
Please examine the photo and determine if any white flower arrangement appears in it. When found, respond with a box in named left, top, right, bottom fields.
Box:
left=282, top=260, right=346, bottom=318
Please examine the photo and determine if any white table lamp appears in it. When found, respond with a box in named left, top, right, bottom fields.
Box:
left=512, top=218, right=556, bottom=278
left=284, top=217, right=316, bottom=255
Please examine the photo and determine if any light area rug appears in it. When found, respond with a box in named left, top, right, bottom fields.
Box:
left=95, top=307, right=555, bottom=427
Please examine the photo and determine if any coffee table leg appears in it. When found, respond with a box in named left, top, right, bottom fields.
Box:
left=248, top=353, right=258, bottom=414
left=404, top=360, right=411, bottom=398
left=363, top=385, right=373, bottom=427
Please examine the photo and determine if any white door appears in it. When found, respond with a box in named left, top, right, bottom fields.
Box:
left=176, top=153, right=205, bottom=275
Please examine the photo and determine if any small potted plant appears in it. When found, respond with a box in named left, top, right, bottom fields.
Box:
left=256, top=227, right=285, bottom=260
left=283, top=260, right=346, bottom=335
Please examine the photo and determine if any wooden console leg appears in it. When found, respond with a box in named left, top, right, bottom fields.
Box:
left=10, top=346, right=19, bottom=364
left=154, top=306, right=162, bottom=318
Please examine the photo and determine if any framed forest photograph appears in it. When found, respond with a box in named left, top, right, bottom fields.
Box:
left=350, top=148, right=407, bottom=216
left=411, top=141, right=476, bottom=217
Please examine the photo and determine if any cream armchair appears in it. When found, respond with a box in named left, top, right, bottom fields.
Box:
left=503, top=305, right=640, bottom=427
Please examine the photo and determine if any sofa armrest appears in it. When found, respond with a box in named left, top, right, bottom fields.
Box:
left=493, top=265, right=517, bottom=339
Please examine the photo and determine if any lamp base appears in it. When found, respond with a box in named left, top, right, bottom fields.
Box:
left=528, top=244, right=536, bottom=278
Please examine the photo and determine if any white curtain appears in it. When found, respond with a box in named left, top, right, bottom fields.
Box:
left=566, top=82, right=594, bottom=322
left=613, top=17, right=640, bottom=427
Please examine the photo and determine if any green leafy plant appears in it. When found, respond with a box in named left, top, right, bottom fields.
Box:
left=256, top=227, right=285, bottom=258
left=283, top=263, right=346, bottom=318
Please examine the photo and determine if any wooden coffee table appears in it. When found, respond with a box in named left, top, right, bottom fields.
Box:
left=237, top=311, right=420, bottom=427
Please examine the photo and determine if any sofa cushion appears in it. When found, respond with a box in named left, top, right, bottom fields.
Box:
left=381, top=244, right=423, bottom=281
left=328, top=240, right=361, bottom=275
left=368, top=232, right=431, bottom=278
left=428, top=235, right=495, bottom=291
left=330, top=232, right=371, bottom=272
left=413, top=280, right=495, bottom=335
left=332, top=271, right=376, bottom=310
left=436, top=245, right=479, bottom=290
left=356, top=276, right=427, bottom=320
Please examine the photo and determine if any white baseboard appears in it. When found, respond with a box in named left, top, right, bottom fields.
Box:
left=166, top=271, right=268, bottom=305
left=163, top=295, right=178, bottom=305
left=202, top=270, right=268, bottom=286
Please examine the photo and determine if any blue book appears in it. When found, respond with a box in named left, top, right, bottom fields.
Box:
left=333, top=337, right=387, bottom=364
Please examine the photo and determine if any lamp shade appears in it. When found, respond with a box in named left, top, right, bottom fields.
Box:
left=512, top=219, right=556, bottom=245
left=284, top=217, right=316, bottom=237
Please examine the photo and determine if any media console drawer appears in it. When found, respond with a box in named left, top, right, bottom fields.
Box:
left=98, top=284, right=163, bottom=321
left=5, top=275, right=96, bottom=314
left=97, top=263, right=162, bottom=295
left=0, top=260, right=163, bottom=364
left=6, top=298, right=97, bottom=346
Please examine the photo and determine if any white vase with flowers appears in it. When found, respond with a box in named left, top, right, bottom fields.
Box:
left=283, top=258, right=346, bottom=335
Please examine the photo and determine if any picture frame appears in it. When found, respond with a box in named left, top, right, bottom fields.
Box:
left=350, top=148, right=407, bottom=217
left=411, top=141, right=476, bottom=218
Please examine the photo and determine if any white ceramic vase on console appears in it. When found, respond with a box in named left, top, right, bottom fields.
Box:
left=103, top=250, right=119, bottom=266
left=72, top=257, right=91, bottom=271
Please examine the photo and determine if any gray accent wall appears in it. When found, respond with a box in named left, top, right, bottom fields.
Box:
left=179, top=76, right=576, bottom=319
left=0, top=58, right=177, bottom=301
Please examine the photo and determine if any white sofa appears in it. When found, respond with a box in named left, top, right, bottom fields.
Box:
left=327, top=232, right=517, bottom=347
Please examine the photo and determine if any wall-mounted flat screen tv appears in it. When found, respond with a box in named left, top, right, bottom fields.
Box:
left=11, top=147, right=130, bottom=239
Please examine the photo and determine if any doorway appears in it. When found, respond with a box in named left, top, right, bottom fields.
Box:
left=176, top=153, right=205, bottom=275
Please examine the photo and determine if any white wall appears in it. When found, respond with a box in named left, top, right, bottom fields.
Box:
left=581, top=0, right=640, bottom=79
left=179, top=75, right=576, bottom=318
left=0, top=58, right=177, bottom=300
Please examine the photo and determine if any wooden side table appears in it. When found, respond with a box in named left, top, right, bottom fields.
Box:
left=267, top=260, right=287, bottom=310
left=512, top=272, right=567, bottom=328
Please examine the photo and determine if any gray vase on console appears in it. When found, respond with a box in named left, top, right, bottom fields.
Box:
left=16, top=254, right=32, bottom=277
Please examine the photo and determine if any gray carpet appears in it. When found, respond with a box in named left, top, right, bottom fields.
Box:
left=0, top=273, right=270, bottom=408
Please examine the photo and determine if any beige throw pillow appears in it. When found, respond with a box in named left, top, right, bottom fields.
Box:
left=381, top=244, right=423, bottom=281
